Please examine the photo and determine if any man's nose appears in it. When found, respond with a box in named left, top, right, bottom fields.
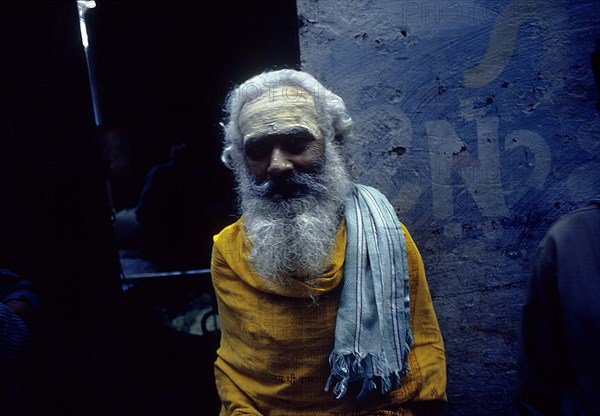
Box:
left=267, top=147, right=294, bottom=177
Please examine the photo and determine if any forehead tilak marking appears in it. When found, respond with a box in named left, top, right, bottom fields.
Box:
left=238, top=86, right=321, bottom=141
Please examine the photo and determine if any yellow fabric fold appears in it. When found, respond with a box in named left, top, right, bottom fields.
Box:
left=211, top=218, right=447, bottom=416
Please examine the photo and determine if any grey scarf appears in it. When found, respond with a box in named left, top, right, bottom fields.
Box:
left=325, top=184, right=412, bottom=399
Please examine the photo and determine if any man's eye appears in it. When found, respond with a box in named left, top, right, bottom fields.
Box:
left=283, top=138, right=308, bottom=154
left=245, top=142, right=270, bottom=160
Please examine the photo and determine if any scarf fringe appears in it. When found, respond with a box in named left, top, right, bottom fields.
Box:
left=325, top=350, right=412, bottom=400
left=325, top=353, right=350, bottom=399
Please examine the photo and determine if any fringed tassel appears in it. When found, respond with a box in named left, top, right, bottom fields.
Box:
left=327, top=350, right=413, bottom=400
left=400, top=328, right=413, bottom=376
left=357, top=377, right=377, bottom=399
left=325, top=373, right=350, bottom=400
left=351, top=353, right=364, bottom=375
left=325, top=353, right=351, bottom=399
left=380, top=374, right=393, bottom=395
left=391, top=370, right=402, bottom=389
left=333, top=377, right=349, bottom=399
left=327, top=352, right=350, bottom=379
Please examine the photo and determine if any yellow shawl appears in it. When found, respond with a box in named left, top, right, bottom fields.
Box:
left=211, top=218, right=446, bottom=416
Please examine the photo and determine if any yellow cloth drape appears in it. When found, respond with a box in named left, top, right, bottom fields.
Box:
left=211, top=218, right=447, bottom=416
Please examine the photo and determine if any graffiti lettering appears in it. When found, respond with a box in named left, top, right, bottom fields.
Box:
left=426, top=116, right=549, bottom=219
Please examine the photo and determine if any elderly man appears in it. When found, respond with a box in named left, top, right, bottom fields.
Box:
left=211, top=69, right=446, bottom=415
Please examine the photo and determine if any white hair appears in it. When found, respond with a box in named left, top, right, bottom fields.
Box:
left=220, top=69, right=355, bottom=172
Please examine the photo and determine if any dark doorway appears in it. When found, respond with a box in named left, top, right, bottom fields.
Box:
left=0, top=1, right=299, bottom=414
left=84, top=1, right=301, bottom=414
left=84, top=0, right=300, bottom=274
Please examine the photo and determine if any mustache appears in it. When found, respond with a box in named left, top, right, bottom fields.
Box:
left=249, top=172, right=328, bottom=201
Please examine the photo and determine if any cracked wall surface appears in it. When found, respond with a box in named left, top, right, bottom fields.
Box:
left=296, top=1, right=600, bottom=414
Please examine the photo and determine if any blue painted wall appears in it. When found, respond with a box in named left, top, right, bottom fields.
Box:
left=297, top=1, right=600, bottom=414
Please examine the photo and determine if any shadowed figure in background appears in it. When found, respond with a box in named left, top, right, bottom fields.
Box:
left=516, top=42, right=600, bottom=416
left=0, top=268, right=39, bottom=415
left=211, top=69, right=447, bottom=415
left=136, top=138, right=233, bottom=271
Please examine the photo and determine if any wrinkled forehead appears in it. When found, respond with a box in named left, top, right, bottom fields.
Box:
left=238, top=86, right=321, bottom=142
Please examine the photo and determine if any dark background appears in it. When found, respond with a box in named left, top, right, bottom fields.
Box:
left=85, top=0, right=300, bottom=210
left=0, top=0, right=299, bottom=414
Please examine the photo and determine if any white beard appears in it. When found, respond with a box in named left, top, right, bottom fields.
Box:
left=235, top=143, right=353, bottom=287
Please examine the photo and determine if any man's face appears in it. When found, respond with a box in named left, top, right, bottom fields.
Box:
left=238, top=86, right=325, bottom=192
left=235, top=85, right=353, bottom=282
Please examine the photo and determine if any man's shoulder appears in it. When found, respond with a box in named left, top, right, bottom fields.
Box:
left=550, top=203, right=600, bottom=232
left=213, top=217, right=245, bottom=246
left=547, top=202, right=600, bottom=242
left=211, top=217, right=246, bottom=273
